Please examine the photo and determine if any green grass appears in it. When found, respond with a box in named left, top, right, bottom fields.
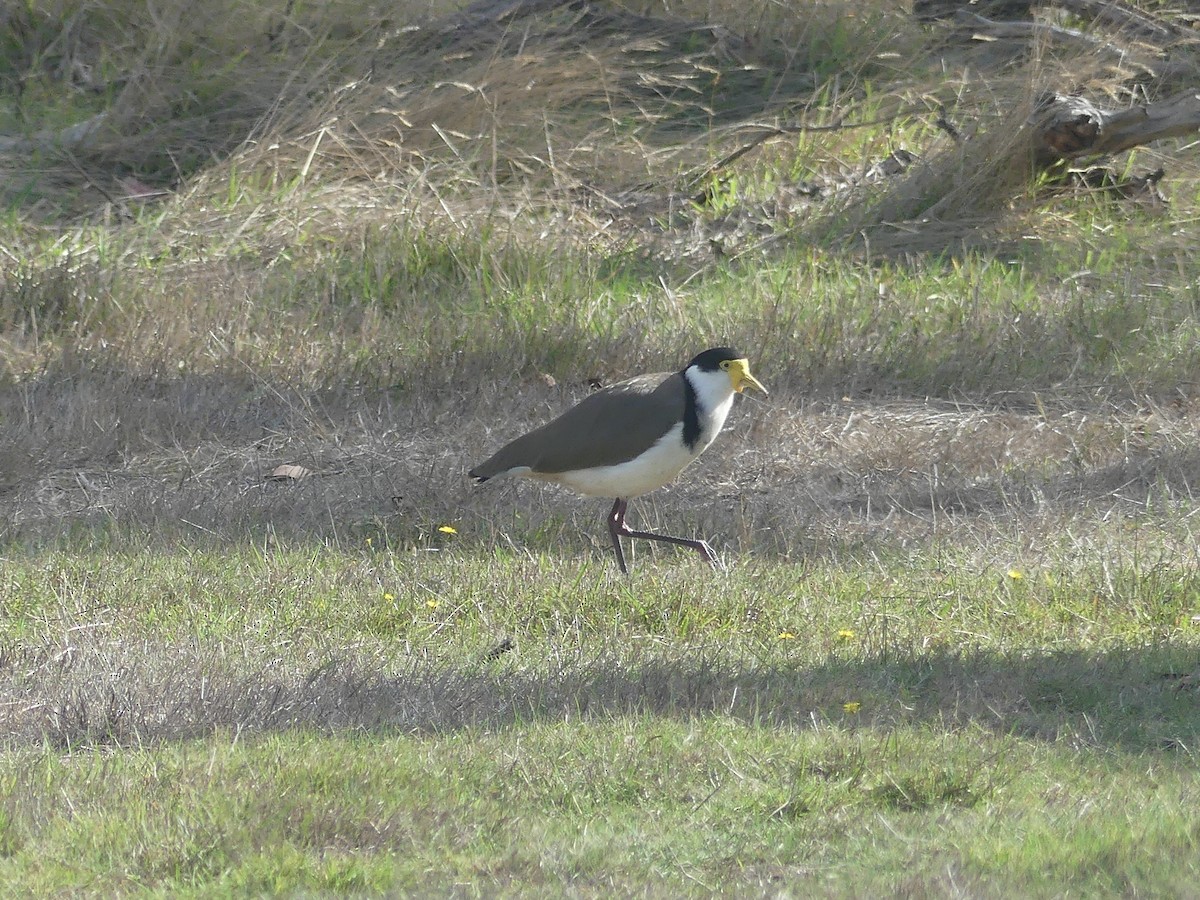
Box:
left=3, top=721, right=1198, bottom=896
left=0, top=548, right=1198, bottom=894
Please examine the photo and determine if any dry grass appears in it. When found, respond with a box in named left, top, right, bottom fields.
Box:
left=5, top=366, right=1200, bottom=568
left=0, top=0, right=895, bottom=213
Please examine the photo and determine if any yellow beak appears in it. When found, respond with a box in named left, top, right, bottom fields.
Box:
left=728, top=358, right=768, bottom=395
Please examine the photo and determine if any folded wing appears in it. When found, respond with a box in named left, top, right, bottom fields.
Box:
left=470, top=372, right=684, bottom=479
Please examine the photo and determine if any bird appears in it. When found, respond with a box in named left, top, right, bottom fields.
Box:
left=469, top=347, right=767, bottom=573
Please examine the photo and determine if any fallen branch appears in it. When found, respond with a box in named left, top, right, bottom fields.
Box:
left=1032, top=89, right=1200, bottom=164
left=0, top=112, right=107, bottom=154
left=952, top=9, right=1112, bottom=51
left=1052, top=0, right=1183, bottom=46
left=951, top=9, right=1164, bottom=74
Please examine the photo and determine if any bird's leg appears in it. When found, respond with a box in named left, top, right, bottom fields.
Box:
left=608, top=497, right=629, bottom=574
left=609, top=498, right=721, bottom=571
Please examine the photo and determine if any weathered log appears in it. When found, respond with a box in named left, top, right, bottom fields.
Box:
left=1032, top=89, right=1200, bottom=165
left=949, top=8, right=1165, bottom=74
left=914, top=0, right=1035, bottom=22
left=1055, top=0, right=1182, bottom=45
left=917, top=0, right=1184, bottom=45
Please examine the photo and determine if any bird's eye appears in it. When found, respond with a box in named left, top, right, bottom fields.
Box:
left=720, top=360, right=730, bottom=369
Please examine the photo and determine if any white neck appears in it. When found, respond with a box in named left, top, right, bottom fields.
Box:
left=684, top=364, right=738, bottom=449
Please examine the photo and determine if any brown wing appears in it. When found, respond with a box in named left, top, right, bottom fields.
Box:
left=470, top=372, right=684, bottom=478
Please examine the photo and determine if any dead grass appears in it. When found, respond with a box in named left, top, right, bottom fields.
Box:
left=0, top=0, right=902, bottom=215
left=5, top=362, right=1200, bottom=570
left=0, top=0, right=451, bottom=205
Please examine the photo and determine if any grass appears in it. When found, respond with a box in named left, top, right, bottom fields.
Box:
left=4, top=0, right=1200, bottom=894
left=0, top=548, right=1198, bottom=894
left=1, top=721, right=1197, bottom=895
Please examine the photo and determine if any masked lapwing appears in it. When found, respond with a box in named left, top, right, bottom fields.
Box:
left=470, top=347, right=767, bottom=573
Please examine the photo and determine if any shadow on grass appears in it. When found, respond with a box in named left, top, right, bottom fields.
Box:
left=4, top=641, right=1197, bottom=753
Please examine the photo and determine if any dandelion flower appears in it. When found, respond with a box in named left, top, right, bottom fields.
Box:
left=426, top=599, right=440, bottom=609
left=1007, top=569, right=1024, bottom=581
left=779, top=631, right=796, bottom=640
left=837, top=628, right=855, bottom=641
left=438, top=525, right=458, bottom=535
left=843, top=701, right=862, bottom=714
left=383, top=592, right=395, bottom=602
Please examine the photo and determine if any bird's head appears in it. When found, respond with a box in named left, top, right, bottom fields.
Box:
left=688, top=347, right=768, bottom=396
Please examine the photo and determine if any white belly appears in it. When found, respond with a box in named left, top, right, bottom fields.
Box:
left=537, top=422, right=700, bottom=498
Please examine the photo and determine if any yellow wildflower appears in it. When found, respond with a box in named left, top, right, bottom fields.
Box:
left=426, top=599, right=440, bottom=609
left=778, top=631, right=796, bottom=640
left=437, top=525, right=458, bottom=535
left=837, top=628, right=855, bottom=641
left=383, top=592, right=395, bottom=602
left=1007, top=569, right=1024, bottom=581
left=843, top=701, right=862, bottom=714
